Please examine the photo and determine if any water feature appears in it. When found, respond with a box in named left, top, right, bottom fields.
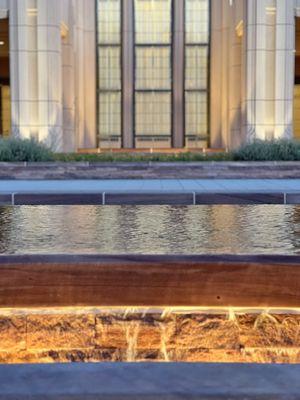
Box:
left=0, top=205, right=299, bottom=255
left=1, top=204, right=300, bottom=364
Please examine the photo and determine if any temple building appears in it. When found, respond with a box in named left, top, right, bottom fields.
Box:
left=0, top=0, right=298, bottom=152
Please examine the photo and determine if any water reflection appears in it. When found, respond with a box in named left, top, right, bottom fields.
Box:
left=0, top=205, right=299, bottom=255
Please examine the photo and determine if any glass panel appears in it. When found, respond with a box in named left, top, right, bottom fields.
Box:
left=135, top=0, right=172, bottom=44
left=135, top=92, right=171, bottom=136
left=185, top=46, right=208, bottom=90
left=135, top=46, right=171, bottom=90
left=185, top=91, right=207, bottom=138
left=98, top=92, right=121, bottom=138
left=185, top=0, right=209, bottom=44
left=98, top=46, right=121, bottom=90
left=97, top=0, right=122, bottom=146
left=98, top=0, right=121, bottom=44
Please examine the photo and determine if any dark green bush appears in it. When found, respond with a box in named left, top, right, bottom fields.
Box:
left=0, top=138, right=54, bottom=162
left=2, top=137, right=300, bottom=162
left=233, top=139, right=300, bottom=161
left=54, top=151, right=233, bottom=163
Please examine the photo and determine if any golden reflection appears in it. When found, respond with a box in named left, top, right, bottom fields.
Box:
left=1, top=306, right=300, bottom=364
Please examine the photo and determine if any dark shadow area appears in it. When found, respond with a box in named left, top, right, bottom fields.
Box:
left=0, top=18, right=10, bottom=137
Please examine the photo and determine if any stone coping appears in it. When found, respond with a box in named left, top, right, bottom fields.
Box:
left=0, top=363, right=299, bottom=399
left=1, top=253, right=300, bottom=264
left=0, top=161, right=300, bottom=179
left=0, top=192, right=298, bottom=205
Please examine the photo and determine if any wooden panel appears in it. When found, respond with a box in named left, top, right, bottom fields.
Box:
left=0, top=255, right=300, bottom=308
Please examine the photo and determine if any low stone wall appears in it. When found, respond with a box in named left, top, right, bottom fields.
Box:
left=1, top=161, right=300, bottom=179
left=1, top=308, right=300, bottom=364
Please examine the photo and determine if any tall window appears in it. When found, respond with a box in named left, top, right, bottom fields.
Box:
left=134, top=0, right=172, bottom=148
left=97, top=0, right=122, bottom=148
left=97, top=0, right=210, bottom=149
left=185, top=0, right=209, bottom=147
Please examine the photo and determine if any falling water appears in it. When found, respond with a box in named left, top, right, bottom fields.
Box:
left=159, top=322, right=170, bottom=362
left=125, top=321, right=140, bottom=362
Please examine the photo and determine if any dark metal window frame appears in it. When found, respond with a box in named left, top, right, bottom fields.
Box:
left=184, top=0, right=211, bottom=146
left=96, top=0, right=211, bottom=148
left=96, top=0, right=123, bottom=146
left=133, top=0, right=173, bottom=143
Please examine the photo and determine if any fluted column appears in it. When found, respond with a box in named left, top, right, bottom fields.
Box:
left=74, top=0, right=96, bottom=150
left=274, top=0, right=294, bottom=139
left=245, top=0, right=295, bottom=141
left=10, top=0, right=39, bottom=139
left=37, top=0, right=63, bottom=151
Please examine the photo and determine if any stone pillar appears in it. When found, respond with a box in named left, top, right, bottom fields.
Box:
left=210, top=0, right=224, bottom=148
left=61, top=1, right=76, bottom=152
left=74, top=0, right=97, bottom=150
left=245, top=0, right=295, bottom=141
left=274, top=0, right=294, bottom=139
left=210, top=0, right=246, bottom=149
left=10, top=0, right=39, bottom=139
left=37, top=0, right=63, bottom=151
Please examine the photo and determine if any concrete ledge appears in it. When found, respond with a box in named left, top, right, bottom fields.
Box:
left=14, top=193, right=103, bottom=206
left=0, top=363, right=300, bottom=399
left=0, top=191, right=298, bottom=205
left=105, top=193, right=194, bottom=205
left=1, top=161, right=300, bottom=180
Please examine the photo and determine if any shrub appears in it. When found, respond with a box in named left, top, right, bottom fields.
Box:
left=233, top=139, right=300, bottom=161
left=54, top=151, right=233, bottom=163
left=0, top=138, right=54, bottom=162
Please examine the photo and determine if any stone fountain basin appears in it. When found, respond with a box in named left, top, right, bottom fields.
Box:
left=1, top=255, right=300, bottom=364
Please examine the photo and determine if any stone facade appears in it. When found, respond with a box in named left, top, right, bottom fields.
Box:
left=1, top=308, right=300, bottom=364
left=0, top=0, right=300, bottom=151
left=0, top=0, right=96, bottom=152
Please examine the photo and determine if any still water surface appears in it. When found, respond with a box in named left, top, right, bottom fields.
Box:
left=0, top=205, right=300, bottom=255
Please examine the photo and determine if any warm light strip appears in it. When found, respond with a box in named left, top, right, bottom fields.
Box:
left=1, top=306, right=300, bottom=316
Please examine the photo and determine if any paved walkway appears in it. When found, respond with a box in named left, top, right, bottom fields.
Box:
left=0, top=363, right=299, bottom=399
left=0, top=179, right=300, bottom=205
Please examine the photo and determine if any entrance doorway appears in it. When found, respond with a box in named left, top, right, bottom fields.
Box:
left=0, top=18, right=10, bottom=137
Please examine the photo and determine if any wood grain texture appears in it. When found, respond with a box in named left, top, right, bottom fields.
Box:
left=0, top=255, right=299, bottom=308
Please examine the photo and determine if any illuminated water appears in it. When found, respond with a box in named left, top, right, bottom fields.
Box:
left=0, top=205, right=299, bottom=255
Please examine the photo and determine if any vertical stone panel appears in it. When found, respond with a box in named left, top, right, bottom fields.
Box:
left=274, top=0, right=294, bottom=139
left=74, top=0, right=97, bottom=150
left=37, top=0, right=63, bottom=151
left=10, top=0, right=38, bottom=139
left=210, top=0, right=247, bottom=149
left=61, top=0, right=76, bottom=152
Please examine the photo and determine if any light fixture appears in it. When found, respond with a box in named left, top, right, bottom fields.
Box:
left=0, top=41, right=5, bottom=46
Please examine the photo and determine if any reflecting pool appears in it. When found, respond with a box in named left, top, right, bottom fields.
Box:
left=0, top=205, right=299, bottom=255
